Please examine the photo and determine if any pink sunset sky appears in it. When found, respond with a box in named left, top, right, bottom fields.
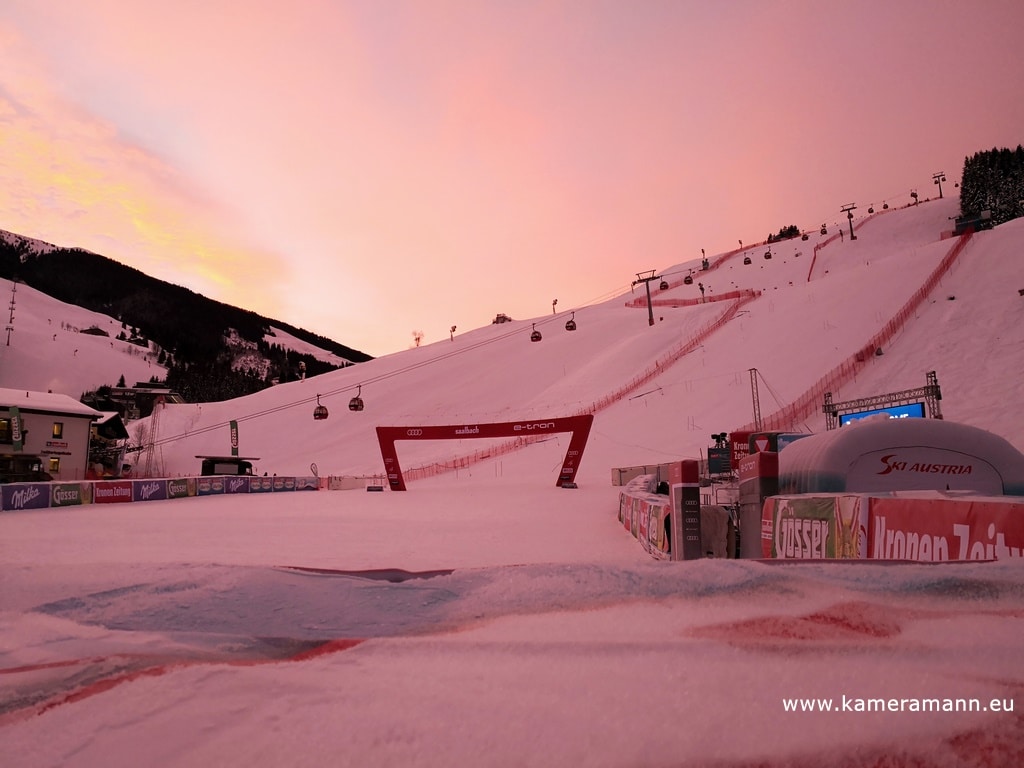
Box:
left=2, top=0, right=1022, bottom=357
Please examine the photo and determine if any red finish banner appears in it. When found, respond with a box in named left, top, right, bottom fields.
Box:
left=376, top=415, right=594, bottom=491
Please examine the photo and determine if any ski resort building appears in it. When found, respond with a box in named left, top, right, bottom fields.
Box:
left=0, top=388, right=102, bottom=482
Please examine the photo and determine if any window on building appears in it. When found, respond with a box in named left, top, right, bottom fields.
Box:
left=52, top=422, right=64, bottom=439
left=0, top=418, right=10, bottom=444
left=48, top=457, right=60, bottom=473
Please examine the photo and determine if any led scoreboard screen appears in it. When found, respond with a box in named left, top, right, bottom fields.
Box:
left=839, top=402, right=925, bottom=426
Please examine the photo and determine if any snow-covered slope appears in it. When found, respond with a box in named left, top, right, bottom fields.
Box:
left=115, top=196, right=1024, bottom=480
left=0, top=278, right=165, bottom=395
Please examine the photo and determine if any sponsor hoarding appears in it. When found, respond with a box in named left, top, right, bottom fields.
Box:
left=224, top=476, right=250, bottom=494
left=762, top=495, right=868, bottom=559
left=1, top=482, right=50, bottom=511
left=870, top=496, right=1024, bottom=561
left=133, top=480, right=168, bottom=502
left=94, top=480, right=133, bottom=504
left=51, top=482, right=91, bottom=507
left=250, top=476, right=274, bottom=493
left=167, top=478, right=195, bottom=499
left=197, top=477, right=225, bottom=496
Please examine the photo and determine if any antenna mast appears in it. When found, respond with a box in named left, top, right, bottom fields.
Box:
left=749, top=368, right=763, bottom=431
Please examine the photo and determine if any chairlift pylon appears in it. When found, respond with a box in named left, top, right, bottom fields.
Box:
left=348, top=384, right=365, bottom=412
left=313, top=393, right=329, bottom=420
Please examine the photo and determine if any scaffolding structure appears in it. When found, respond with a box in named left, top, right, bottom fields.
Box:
left=823, top=371, right=942, bottom=430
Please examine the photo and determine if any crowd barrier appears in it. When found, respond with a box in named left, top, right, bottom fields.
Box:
left=617, top=474, right=732, bottom=560
left=762, top=492, right=1024, bottom=562
left=0, top=475, right=320, bottom=512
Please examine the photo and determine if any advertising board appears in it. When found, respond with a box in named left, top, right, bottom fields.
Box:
left=870, top=496, right=1024, bottom=561
left=839, top=402, right=925, bottom=426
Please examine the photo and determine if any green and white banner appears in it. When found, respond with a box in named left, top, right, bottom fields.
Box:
left=10, top=406, right=23, bottom=451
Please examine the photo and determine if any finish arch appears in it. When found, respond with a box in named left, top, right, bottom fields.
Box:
left=376, top=415, right=594, bottom=491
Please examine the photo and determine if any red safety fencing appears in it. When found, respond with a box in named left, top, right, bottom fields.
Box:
left=733, top=231, right=974, bottom=434
left=401, top=290, right=761, bottom=484
left=804, top=207, right=892, bottom=282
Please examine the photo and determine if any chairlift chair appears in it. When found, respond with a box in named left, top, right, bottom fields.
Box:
left=764, top=250, right=772, bottom=259
left=659, top=280, right=669, bottom=290
left=883, top=202, right=889, bottom=209
left=530, top=323, right=542, bottom=342
left=565, top=311, right=577, bottom=331
left=868, top=206, right=874, bottom=214
left=743, top=256, right=752, bottom=265
left=820, top=224, right=828, bottom=235
left=313, top=394, right=329, bottom=420
left=683, top=274, right=693, bottom=285
left=348, top=384, right=365, bottom=412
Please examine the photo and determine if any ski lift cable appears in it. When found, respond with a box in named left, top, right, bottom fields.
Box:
left=755, top=369, right=790, bottom=412
left=146, top=266, right=742, bottom=449
left=151, top=316, right=565, bottom=447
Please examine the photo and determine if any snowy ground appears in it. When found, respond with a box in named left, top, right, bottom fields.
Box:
left=2, top=480, right=1023, bottom=767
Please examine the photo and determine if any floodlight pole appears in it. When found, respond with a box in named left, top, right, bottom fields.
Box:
left=5, top=278, right=15, bottom=346
left=841, top=203, right=857, bottom=241
left=632, top=270, right=661, bottom=326
left=932, top=171, right=947, bottom=199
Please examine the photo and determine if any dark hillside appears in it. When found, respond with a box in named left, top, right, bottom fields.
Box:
left=0, top=234, right=373, bottom=400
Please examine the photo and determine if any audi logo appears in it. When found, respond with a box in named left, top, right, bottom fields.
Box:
left=406, top=429, right=424, bottom=437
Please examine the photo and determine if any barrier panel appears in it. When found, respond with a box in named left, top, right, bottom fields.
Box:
left=759, top=492, right=1024, bottom=561
left=0, top=474, right=319, bottom=512
left=167, top=478, right=196, bottom=498
left=761, top=494, right=868, bottom=559
left=52, top=482, right=92, bottom=507
left=870, top=495, right=1024, bottom=561
left=224, top=476, right=251, bottom=494
left=1, top=483, right=50, bottom=511
left=132, top=480, right=168, bottom=502
left=94, top=480, right=133, bottom=504
left=250, top=476, right=274, bottom=493
left=197, top=477, right=226, bottom=496
left=618, top=477, right=671, bottom=560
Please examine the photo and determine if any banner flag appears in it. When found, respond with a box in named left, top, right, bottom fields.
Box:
left=10, top=406, right=23, bottom=451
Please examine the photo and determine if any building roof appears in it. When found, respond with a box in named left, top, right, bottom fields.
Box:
left=0, top=388, right=104, bottom=419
